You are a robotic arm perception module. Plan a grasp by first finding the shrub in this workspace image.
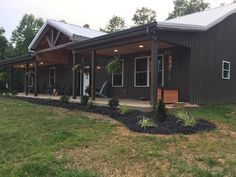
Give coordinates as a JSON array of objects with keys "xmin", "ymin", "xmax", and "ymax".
[
  {"xmin": 156, "ymin": 99, "xmax": 167, "ymax": 122},
  {"xmin": 85, "ymin": 86, "xmax": 91, "ymax": 96},
  {"xmin": 59, "ymin": 95, "xmax": 70, "ymax": 103},
  {"xmin": 88, "ymin": 101, "xmax": 94, "ymax": 108},
  {"xmin": 108, "ymin": 97, "xmax": 120, "ymax": 109},
  {"xmin": 138, "ymin": 117, "xmax": 157, "ymax": 130},
  {"xmin": 80, "ymin": 95, "xmax": 89, "ymax": 106},
  {"xmin": 11, "ymin": 90, "xmax": 18, "ymax": 96},
  {"xmin": 176, "ymin": 110, "xmax": 197, "ymax": 127},
  {"xmin": 120, "ymin": 105, "xmax": 129, "ymax": 116}
]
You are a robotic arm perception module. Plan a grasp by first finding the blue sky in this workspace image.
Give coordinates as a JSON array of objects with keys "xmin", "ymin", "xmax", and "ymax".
[{"xmin": 0, "ymin": 0, "xmax": 233, "ymax": 40}]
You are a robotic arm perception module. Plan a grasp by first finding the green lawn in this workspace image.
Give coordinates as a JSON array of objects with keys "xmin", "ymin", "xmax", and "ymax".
[{"xmin": 0, "ymin": 98, "xmax": 236, "ymax": 177}]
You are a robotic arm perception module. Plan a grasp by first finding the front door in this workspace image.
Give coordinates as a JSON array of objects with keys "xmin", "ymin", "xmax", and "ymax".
[{"xmin": 83, "ymin": 66, "xmax": 90, "ymax": 95}]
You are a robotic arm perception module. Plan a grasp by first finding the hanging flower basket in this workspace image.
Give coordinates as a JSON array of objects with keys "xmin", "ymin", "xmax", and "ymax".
[
  {"xmin": 75, "ymin": 64, "xmax": 90, "ymax": 74},
  {"xmin": 105, "ymin": 55, "xmax": 122, "ymax": 73},
  {"xmin": 25, "ymin": 70, "xmax": 35, "ymax": 77}
]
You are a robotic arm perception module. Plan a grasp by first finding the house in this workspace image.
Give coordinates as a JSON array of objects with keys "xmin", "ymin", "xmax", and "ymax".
[{"xmin": 1, "ymin": 3, "xmax": 236, "ymax": 107}]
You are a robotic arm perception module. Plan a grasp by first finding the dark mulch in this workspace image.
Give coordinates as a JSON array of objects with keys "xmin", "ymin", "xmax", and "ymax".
[{"xmin": 5, "ymin": 96, "xmax": 216, "ymax": 135}]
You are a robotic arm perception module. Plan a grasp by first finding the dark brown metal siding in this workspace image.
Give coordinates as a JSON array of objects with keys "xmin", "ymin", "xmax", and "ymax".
[{"xmin": 159, "ymin": 13, "xmax": 236, "ymax": 104}]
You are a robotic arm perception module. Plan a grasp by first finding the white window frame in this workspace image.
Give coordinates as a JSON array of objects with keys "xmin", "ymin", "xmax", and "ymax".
[
  {"xmin": 49, "ymin": 67, "xmax": 56, "ymax": 87},
  {"xmin": 222, "ymin": 60, "xmax": 230, "ymax": 80},
  {"xmin": 134, "ymin": 55, "xmax": 165, "ymax": 87},
  {"xmin": 134, "ymin": 56, "xmax": 150, "ymax": 87},
  {"xmin": 112, "ymin": 59, "xmax": 124, "ymax": 87}
]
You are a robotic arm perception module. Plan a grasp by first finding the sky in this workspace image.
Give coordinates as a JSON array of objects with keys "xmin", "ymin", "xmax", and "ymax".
[{"xmin": 0, "ymin": 0, "xmax": 234, "ymax": 40}]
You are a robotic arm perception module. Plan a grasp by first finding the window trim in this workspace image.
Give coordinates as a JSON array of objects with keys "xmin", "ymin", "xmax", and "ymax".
[
  {"xmin": 112, "ymin": 59, "xmax": 124, "ymax": 87},
  {"xmin": 222, "ymin": 60, "xmax": 231, "ymax": 80},
  {"xmin": 134, "ymin": 56, "xmax": 150, "ymax": 87},
  {"xmin": 49, "ymin": 67, "xmax": 56, "ymax": 87},
  {"xmin": 158, "ymin": 54, "xmax": 165, "ymax": 87}
]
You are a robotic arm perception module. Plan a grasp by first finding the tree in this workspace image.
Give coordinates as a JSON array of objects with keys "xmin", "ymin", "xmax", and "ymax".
[
  {"xmin": 100, "ymin": 15, "xmax": 125, "ymax": 33},
  {"xmin": 0, "ymin": 27, "xmax": 8, "ymax": 60},
  {"xmin": 83, "ymin": 24, "xmax": 90, "ymax": 28},
  {"xmin": 132, "ymin": 7, "xmax": 157, "ymax": 25},
  {"xmin": 167, "ymin": 0, "xmax": 210, "ymax": 20},
  {"xmin": 11, "ymin": 14, "xmax": 43, "ymax": 55}
]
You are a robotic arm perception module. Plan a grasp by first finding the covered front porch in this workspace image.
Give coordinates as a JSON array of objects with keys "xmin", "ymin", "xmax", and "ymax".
[{"xmin": 70, "ymin": 23, "xmax": 190, "ymax": 107}]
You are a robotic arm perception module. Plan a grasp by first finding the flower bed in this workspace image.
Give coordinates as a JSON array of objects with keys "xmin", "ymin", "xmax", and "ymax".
[{"xmin": 10, "ymin": 96, "xmax": 216, "ymax": 135}]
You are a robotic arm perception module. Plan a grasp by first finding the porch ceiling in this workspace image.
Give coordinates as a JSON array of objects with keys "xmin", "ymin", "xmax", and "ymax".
[{"xmin": 96, "ymin": 40, "xmax": 174, "ymax": 56}]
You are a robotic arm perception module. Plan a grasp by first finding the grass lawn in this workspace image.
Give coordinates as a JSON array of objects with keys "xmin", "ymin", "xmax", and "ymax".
[{"xmin": 0, "ymin": 98, "xmax": 235, "ymax": 177}]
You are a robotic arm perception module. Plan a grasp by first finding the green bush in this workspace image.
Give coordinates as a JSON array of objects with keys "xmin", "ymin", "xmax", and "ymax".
[
  {"xmin": 59, "ymin": 95, "xmax": 70, "ymax": 103},
  {"xmin": 176, "ymin": 110, "xmax": 197, "ymax": 127},
  {"xmin": 138, "ymin": 117, "xmax": 157, "ymax": 130},
  {"xmin": 120, "ymin": 105, "xmax": 129, "ymax": 116},
  {"xmin": 81, "ymin": 95, "xmax": 89, "ymax": 106},
  {"xmin": 11, "ymin": 90, "xmax": 18, "ymax": 96},
  {"xmin": 108, "ymin": 97, "xmax": 120, "ymax": 109},
  {"xmin": 156, "ymin": 99, "xmax": 167, "ymax": 122},
  {"xmin": 88, "ymin": 101, "xmax": 94, "ymax": 108}
]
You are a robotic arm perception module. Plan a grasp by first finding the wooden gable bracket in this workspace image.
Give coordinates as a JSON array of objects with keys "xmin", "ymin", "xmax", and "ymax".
[{"xmin": 46, "ymin": 28, "xmax": 61, "ymax": 48}]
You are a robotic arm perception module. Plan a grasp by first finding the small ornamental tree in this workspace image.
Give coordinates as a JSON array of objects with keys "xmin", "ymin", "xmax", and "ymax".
[{"xmin": 156, "ymin": 99, "xmax": 167, "ymax": 122}]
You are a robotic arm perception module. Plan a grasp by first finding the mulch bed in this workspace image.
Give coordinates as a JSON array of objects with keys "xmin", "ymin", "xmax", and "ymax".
[{"xmin": 6, "ymin": 96, "xmax": 216, "ymax": 135}]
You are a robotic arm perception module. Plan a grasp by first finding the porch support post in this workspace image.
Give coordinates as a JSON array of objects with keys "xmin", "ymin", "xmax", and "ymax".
[
  {"xmin": 72, "ymin": 51, "xmax": 77, "ymax": 99},
  {"xmin": 91, "ymin": 50, "xmax": 96, "ymax": 101},
  {"xmin": 34, "ymin": 61, "xmax": 38, "ymax": 97},
  {"xmin": 25, "ymin": 63, "xmax": 29, "ymax": 95},
  {"xmin": 150, "ymin": 39, "xmax": 159, "ymax": 107},
  {"xmin": 9, "ymin": 65, "xmax": 13, "ymax": 93}
]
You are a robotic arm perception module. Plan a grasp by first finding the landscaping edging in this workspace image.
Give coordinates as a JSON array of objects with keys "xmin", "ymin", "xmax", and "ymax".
[{"xmin": 4, "ymin": 96, "xmax": 216, "ymax": 135}]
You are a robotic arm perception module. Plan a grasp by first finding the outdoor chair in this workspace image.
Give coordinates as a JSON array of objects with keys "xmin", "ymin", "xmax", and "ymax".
[{"xmin": 96, "ymin": 81, "xmax": 109, "ymax": 98}]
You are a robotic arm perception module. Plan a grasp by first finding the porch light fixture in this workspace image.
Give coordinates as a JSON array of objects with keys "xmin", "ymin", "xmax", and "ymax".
[
  {"xmin": 30, "ymin": 64, "xmax": 33, "ymax": 67},
  {"xmin": 139, "ymin": 45, "xmax": 144, "ymax": 48},
  {"xmin": 20, "ymin": 65, "xmax": 24, "ymax": 68},
  {"xmin": 96, "ymin": 65, "xmax": 101, "ymax": 70},
  {"xmin": 114, "ymin": 49, "xmax": 118, "ymax": 53},
  {"xmin": 40, "ymin": 62, "xmax": 44, "ymax": 65}
]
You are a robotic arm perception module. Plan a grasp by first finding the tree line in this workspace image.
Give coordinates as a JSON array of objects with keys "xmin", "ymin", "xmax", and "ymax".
[{"xmin": 0, "ymin": 0, "xmax": 213, "ymax": 60}]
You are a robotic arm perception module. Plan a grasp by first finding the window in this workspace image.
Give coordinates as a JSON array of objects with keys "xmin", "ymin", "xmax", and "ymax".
[
  {"xmin": 28, "ymin": 76, "xmax": 33, "ymax": 87},
  {"xmin": 222, "ymin": 60, "xmax": 230, "ymax": 80},
  {"xmin": 158, "ymin": 55, "xmax": 164, "ymax": 86},
  {"xmin": 112, "ymin": 60, "xmax": 124, "ymax": 87},
  {"xmin": 49, "ymin": 67, "xmax": 56, "ymax": 87},
  {"xmin": 135, "ymin": 57, "xmax": 149, "ymax": 87}
]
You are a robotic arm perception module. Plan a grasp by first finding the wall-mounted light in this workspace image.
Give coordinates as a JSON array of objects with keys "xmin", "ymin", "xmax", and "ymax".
[
  {"xmin": 114, "ymin": 49, "xmax": 118, "ymax": 53},
  {"xmin": 40, "ymin": 62, "xmax": 44, "ymax": 65},
  {"xmin": 30, "ymin": 63, "xmax": 33, "ymax": 67},
  {"xmin": 20, "ymin": 65, "xmax": 24, "ymax": 68},
  {"xmin": 139, "ymin": 45, "xmax": 144, "ymax": 48}
]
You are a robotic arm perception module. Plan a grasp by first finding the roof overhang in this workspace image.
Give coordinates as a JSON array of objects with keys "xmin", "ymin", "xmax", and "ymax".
[
  {"xmin": 0, "ymin": 53, "xmax": 36, "ymax": 67},
  {"xmin": 68, "ymin": 22, "xmax": 158, "ymax": 52}
]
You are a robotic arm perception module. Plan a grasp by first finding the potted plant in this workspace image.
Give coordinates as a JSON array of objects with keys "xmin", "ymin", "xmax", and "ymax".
[{"xmin": 75, "ymin": 63, "xmax": 90, "ymax": 74}]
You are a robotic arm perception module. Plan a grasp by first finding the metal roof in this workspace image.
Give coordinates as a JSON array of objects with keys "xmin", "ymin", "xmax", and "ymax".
[
  {"xmin": 28, "ymin": 19, "xmax": 107, "ymax": 51},
  {"xmin": 158, "ymin": 3, "xmax": 236, "ymax": 31}
]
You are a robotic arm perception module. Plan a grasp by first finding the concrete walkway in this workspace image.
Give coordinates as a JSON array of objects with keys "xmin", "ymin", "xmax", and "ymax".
[{"xmin": 16, "ymin": 93, "xmax": 199, "ymax": 112}]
